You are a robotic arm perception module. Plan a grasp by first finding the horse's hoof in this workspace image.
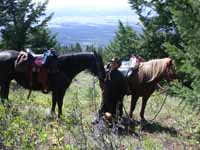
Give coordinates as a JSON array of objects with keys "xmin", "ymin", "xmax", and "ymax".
[
  {"xmin": 2, "ymin": 101, "xmax": 11, "ymax": 108},
  {"xmin": 49, "ymin": 111, "xmax": 56, "ymax": 119},
  {"xmin": 51, "ymin": 111, "xmax": 55, "ymax": 116},
  {"xmin": 58, "ymin": 113, "xmax": 63, "ymax": 118},
  {"xmin": 129, "ymin": 115, "xmax": 133, "ymax": 119},
  {"xmin": 140, "ymin": 118, "xmax": 148, "ymax": 126},
  {"xmin": 92, "ymin": 119, "xmax": 99, "ymax": 125},
  {"xmin": 5, "ymin": 103, "xmax": 11, "ymax": 109}
]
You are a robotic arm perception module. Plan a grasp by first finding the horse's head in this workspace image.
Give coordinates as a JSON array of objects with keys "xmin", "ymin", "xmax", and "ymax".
[
  {"xmin": 91, "ymin": 51, "xmax": 106, "ymax": 91},
  {"xmin": 164, "ymin": 58, "xmax": 176, "ymax": 82},
  {"xmin": 93, "ymin": 51, "xmax": 106, "ymax": 81}
]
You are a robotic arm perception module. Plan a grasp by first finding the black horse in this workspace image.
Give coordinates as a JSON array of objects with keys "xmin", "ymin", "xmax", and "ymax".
[{"xmin": 0, "ymin": 50, "xmax": 105, "ymax": 117}]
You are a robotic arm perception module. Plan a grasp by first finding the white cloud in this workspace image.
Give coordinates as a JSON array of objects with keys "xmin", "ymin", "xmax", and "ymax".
[
  {"xmin": 33, "ymin": 0, "xmax": 140, "ymax": 27},
  {"xmin": 49, "ymin": 15, "xmax": 139, "ymax": 26},
  {"xmin": 33, "ymin": 0, "xmax": 130, "ymax": 9}
]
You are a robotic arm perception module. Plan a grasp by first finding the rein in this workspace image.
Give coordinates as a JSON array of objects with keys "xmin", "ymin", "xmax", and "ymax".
[
  {"xmin": 147, "ymin": 64, "xmax": 173, "ymax": 121},
  {"xmin": 149, "ymin": 91, "xmax": 168, "ymax": 122},
  {"xmin": 122, "ymin": 84, "xmax": 169, "ymax": 122},
  {"xmin": 147, "ymin": 82, "xmax": 170, "ymax": 122}
]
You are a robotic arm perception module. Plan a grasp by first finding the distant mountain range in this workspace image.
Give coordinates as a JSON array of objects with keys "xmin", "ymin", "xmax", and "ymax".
[
  {"xmin": 48, "ymin": 7, "xmax": 142, "ymax": 46},
  {"xmin": 49, "ymin": 23, "xmax": 141, "ymax": 47}
]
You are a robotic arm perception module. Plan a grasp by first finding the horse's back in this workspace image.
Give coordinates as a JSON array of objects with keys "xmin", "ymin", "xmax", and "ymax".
[
  {"xmin": 128, "ymin": 58, "xmax": 173, "ymax": 96},
  {"xmin": 0, "ymin": 50, "xmax": 18, "ymax": 82},
  {"xmin": 0, "ymin": 50, "xmax": 19, "ymax": 62}
]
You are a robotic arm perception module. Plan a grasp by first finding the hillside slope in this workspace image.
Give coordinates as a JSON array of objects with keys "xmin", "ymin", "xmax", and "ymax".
[{"xmin": 0, "ymin": 73, "xmax": 199, "ymax": 149}]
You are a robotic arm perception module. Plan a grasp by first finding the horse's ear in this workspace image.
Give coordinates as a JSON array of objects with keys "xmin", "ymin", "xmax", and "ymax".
[
  {"xmin": 93, "ymin": 50, "xmax": 98, "ymax": 58},
  {"xmin": 168, "ymin": 58, "xmax": 173, "ymax": 66},
  {"xmin": 93, "ymin": 50, "xmax": 101, "ymax": 63},
  {"xmin": 169, "ymin": 58, "xmax": 176, "ymax": 71},
  {"xmin": 165, "ymin": 58, "xmax": 172, "ymax": 66}
]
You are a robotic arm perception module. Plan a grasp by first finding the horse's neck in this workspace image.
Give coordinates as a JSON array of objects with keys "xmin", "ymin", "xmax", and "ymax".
[
  {"xmin": 60, "ymin": 55, "xmax": 93, "ymax": 79},
  {"xmin": 70, "ymin": 64, "xmax": 87, "ymax": 78}
]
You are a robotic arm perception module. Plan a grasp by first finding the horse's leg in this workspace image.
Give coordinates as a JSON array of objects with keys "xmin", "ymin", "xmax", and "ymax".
[
  {"xmin": 117, "ymin": 95, "xmax": 125, "ymax": 118},
  {"xmin": 0, "ymin": 85, "xmax": 2, "ymax": 103},
  {"xmin": 51, "ymin": 72, "xmax": 71, "ymax": 118},
  {"xmin": 0, "ymin": 81, "xmax": 11, "ymax": 104},
  {"xmin": 52, "ymin": 89, "xmax": 66, "ymax": 118},
  {"xmin": 129, "ymin": 95, "xmax": 139, "ymax": 118},
  {"xmin": 51, "ymin": 94, "xmax": 56, "ymax": 114},
  {"xmin": 57, "ymin": 91, "xmax": 66, "ymax": 118},
  {"xmin": 118, "ymin": 99, "xmax": 123, "ymax": 118},
  {"xmin": 140, "ymin": 95, "xmax": 150, "ymax": 121}
]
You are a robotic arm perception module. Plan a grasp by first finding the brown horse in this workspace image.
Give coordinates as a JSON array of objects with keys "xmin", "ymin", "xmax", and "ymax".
[{"xmin": 127, "ymin": 58, "xmax": 175, "ymax": 121}]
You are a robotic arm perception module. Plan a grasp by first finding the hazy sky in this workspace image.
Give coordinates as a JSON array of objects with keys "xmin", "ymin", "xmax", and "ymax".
[
  {"xmin": 33, "ymin": 0, "xmax": 131, "ymax": 9},
  {"xmin": 33, "ymin": 0, "xmax": 139, "ymax": 27}
]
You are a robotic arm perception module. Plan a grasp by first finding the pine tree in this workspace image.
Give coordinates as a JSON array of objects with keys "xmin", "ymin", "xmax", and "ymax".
[
  {"xmin": 129, "ymin": 0, "xmax": 182, "ymax": 59},
  {"xmin": 164, "ymin": 0, "xmax": 200, "ymax": 109},
  {"xmin": 60, "ymin": 43, "xmax": 83, "ymax": 53},
  {"xmin": 0, "ymin": 0, "xmax": 58, "ymax": 51},
  {"xmin": 129, "ymin": 0, "xmax": 200, "ymax": 109},
  {"xmin": 104, "ymin": 21, "xmax": 140, "ymax": 61}
]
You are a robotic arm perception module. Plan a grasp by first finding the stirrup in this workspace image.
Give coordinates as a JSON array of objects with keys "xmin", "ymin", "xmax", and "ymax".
[
  {"xmin": 42, "ymin": 88, "xmax": 49, "ymax": 94},
  {"xmin": 127, "ymin": 70, "xmax": 133, "ymax": 77}
]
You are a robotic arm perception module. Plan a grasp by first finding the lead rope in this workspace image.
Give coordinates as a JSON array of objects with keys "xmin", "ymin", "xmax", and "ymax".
[
  {"xmin": 148, "ymin": 83, "xmax": 170, "ymax": 122},
  {"xmin": 122, "ymin": 86, "xmax": 169, "ymax": 122},
  {"xmin": 149, "ymin": 91, "xmax": 168, "ymax": 122}
]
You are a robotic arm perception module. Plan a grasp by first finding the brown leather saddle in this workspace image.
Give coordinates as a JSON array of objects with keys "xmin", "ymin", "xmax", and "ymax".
[{"xmin": 15, "ymin": 50, "xmax": 58, "ymax": 95}]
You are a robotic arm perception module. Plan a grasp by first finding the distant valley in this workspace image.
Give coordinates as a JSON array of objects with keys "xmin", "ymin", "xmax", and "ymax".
[
  {"xmin": 48, "ymin": 7, "xmax": 141, "ymax": 47},
  {"xmin": 49, "ymin": 23, "xmax": 117, "ymax": 47},
  {"xmin": 49, "ymin": 22, "xmax": 141, "ymax": 47}
]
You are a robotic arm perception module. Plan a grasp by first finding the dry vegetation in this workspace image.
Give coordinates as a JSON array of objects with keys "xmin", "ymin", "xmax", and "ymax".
[{"xmin": 0, "ymin": 72, "xmax": 200, "ymax": 150}]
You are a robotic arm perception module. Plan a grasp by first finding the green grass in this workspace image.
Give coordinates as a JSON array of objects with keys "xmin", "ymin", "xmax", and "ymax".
[{"xmin": 0, "ymin": 72, "xmax": 200, "ymax": 149}]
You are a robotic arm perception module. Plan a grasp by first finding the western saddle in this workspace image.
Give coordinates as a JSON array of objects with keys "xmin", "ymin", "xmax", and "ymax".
[{"xmin": 15, "ymin": 49, "xmax": 58, "ymax": 96}]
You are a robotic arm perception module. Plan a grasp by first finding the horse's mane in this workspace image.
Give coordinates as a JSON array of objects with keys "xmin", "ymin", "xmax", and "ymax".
[
  {"xmin": 57, "ymin": 52, "xmax": 101, "ymax": 78},
  {"xmin": 58, "ymin": 52, "xmax": 94, "ymax": 60},
  {"xmin": 59, "ymin": 52, "xmax": 94, "ymax": 57},
  {"xmin": 139, "ymin": 58, "xmax": 171, "ymax": 82},
  {"xmin": 58, "ymin": 52, "xmax": 95, "ymax": 66}
]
